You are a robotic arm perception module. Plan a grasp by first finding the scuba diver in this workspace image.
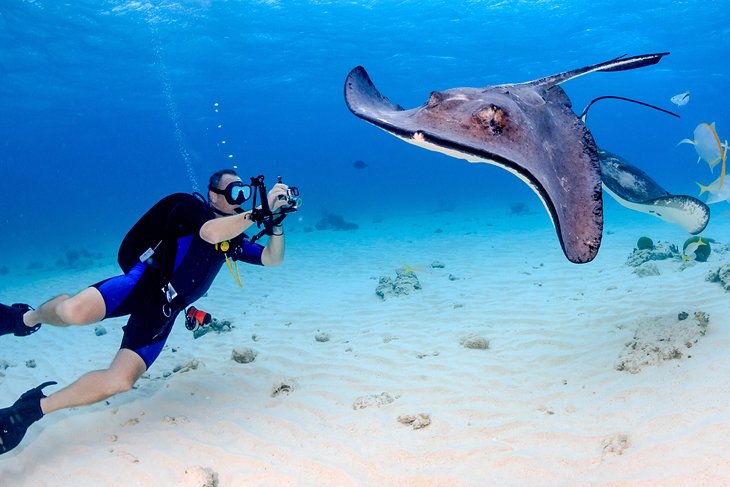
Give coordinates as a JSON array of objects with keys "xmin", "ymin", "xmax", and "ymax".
[{"xmin": 0, "ymin": 168, "xmax": 296, "ymax": 455}]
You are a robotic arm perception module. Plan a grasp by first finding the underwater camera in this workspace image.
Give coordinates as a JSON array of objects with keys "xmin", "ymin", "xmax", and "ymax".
[
  {"xmin": 278, "ymin": 177, "xmax": 300, "ymax": 208},
  {"xmin": 247, "ymin": 175, "xmax": 300, "ymax": 243},
  {"xmin": 250, "ymin": 175, "xmax": 299, "ymax": 211}
]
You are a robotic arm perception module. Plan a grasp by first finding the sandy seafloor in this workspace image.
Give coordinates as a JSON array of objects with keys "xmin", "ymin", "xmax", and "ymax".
[{"xmin": 1, "ymin": 203, "xmax": 730, "ymax": 486}]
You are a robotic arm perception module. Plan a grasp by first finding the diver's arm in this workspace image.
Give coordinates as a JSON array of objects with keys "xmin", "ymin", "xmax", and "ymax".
[
  {"xmin": 199, "ymin": 211, "xmax": 255, "ymax": 244},
  {"xmin": 261, "ymin": 225, "xmax": 285, "ymax": 266},
  {"xmin": 259, "ymin": 183, "xmax": 290, "ymax": 266}
]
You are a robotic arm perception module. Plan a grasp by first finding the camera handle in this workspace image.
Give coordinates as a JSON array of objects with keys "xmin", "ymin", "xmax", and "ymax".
[{"xmin": 248, "ymin": 175, "xmax": 298, "ymax": 244}]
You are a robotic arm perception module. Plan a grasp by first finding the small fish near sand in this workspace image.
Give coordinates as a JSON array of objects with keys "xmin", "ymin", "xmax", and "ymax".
[
  {"xmin": 683, "ymin": 236, "xmax": 708, "ymax": 262},
  {"xmin": 670, "ymin": 90, "xmax": 690, "ymax": 106},
  {"xmin": 679, "ymin": 122, "xmax": 728, "ymax": 188}
]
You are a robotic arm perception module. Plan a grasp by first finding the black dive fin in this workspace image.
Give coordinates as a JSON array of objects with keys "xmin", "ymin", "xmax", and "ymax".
[
  {"xmin": 0, "ymin": 381, "xmax": 57, "ymax": 455},
  {"xmin": 0, "ymin": 303, "xmax": 41, "ymax": 337}
]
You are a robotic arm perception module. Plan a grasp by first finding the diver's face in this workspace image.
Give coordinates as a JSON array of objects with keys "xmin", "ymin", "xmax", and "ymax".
[{"xmin": 210, "ymin": 174, "xmax": 244, "ymax": 215}]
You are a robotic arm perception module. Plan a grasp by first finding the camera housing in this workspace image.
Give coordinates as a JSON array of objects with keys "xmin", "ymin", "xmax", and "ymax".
[{"xmin": 247, "ymin": 175, "xmax": 299, "ymax": 243}]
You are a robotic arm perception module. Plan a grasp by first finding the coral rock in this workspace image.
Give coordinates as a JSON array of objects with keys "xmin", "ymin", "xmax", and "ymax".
[
  {"xmin": 398, "ymin": 413, "xmax": 432, "ymax": 430},
  {"xmin": 706, "ymin": 264, "xmax": 730, "ymax": 290},
  {"xmin": 632, "ymin": 261, "xmax": 660, "ymax": 277},
  {"xmin": 615, "ymin": 312, "xmax": 709, "ymax": 373},
  {"xmin": 231, "ymin": 347, "xmax": 257, "ymax": 364},
  {"xmin": 182, "ymin": 466, "xmax": 218, "ymax": 487},
  {"xmin": 376, "ymin": 269, "xmax": 422, "ymax": 299},
  {"xmin": 352, "ymin": 392, "xmax": 399, "ymax": 410},
  {"xmin": 460, "ymin": 334, "xmax": 490, "ymax": 350}
]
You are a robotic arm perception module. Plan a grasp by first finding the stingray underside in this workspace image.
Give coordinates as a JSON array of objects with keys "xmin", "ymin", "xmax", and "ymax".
[
  {"xmin": 599, "ymin": 149, "xmax": 710, "ymax": 234},
  {"xmin": 345, "ymin": 66, "xmax": 602, "ymax": 263}
]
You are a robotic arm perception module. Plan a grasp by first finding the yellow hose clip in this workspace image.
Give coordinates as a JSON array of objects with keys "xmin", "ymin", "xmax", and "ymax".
[
  {"xmin": 215, "ymin": 240, "xmax": 242, "ymax": 288},
  {"xmin": 225, "ymin": 256, "xmax": 243, "ymax": 288}
]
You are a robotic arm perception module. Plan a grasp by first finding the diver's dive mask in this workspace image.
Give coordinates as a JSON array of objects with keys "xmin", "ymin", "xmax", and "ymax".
[{"xmin": 208, "ymin": 180, "xmax": 252, "ymax": 205}]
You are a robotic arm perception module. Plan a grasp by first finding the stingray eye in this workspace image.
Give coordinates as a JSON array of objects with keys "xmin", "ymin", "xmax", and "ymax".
[
  {"xmin": 426, "ymin": 91, "xmax": 444, "ymax": 108},
  {"xmin": 473, "ymin": 104, "xmax": 508, "ymax": 135}
]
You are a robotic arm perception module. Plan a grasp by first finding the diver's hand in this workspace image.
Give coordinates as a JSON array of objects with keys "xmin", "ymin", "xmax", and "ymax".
[{"xmin": 268, "ymin": 183, "xmax": 290, "ymax": 212}]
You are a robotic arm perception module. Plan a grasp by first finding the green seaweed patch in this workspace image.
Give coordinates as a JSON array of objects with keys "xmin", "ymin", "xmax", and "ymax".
[{"xmin": 636, "ymin": 236, "xmax": 654, "ymax": 250}]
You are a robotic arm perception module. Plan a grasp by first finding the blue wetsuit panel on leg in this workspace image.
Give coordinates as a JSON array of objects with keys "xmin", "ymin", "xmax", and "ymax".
[
  {"xmin": 132, "ymin": 339, "xmax": 168, "ymax": 370},
  {"xmin": 95, "ymin": 262, "xmax": 146, "ymax": 317}
]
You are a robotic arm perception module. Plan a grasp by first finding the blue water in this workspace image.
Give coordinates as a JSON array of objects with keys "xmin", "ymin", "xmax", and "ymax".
[{"xmin": 1, "ymin": 0, "xmax": 729, "ymax": 265}]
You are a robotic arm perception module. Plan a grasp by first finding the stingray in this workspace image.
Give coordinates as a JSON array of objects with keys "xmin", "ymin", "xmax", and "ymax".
[
  {"xmin": 577, "ymin": 95, "xmax": 711, "ymax": 235},
  {"xmin": 598, "ymin": 149, "xmax": 710, "ymax": 234},
  {"xmin": 344, "ymin": 52, "xmax": 669, "ymax": 263}
]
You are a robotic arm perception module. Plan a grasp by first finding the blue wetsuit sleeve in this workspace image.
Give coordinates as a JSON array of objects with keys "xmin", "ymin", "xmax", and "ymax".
[{"xmin": 232, "ymin": 239, "xmax": 264, "ymax": 266}]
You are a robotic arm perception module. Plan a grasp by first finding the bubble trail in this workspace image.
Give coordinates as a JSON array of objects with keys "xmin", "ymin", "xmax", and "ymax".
[{"xmin": 147, "ymin": 16, "xmax": 199, "ymax": 192}]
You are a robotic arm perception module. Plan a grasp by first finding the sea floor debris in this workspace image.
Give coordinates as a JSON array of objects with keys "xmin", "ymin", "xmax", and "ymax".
[{"xmin": 615, "ymin": 312, "xmax": 709, "ymax": 373}]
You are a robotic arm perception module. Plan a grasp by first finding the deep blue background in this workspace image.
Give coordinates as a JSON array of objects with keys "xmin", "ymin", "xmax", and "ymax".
[{"xmin": 1, "ymin": 0, "xmax": 728, "ymax": 261}]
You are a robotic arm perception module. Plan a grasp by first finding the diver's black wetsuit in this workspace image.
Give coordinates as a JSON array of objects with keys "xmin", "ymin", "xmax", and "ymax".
[{"xmin": 91, "ymin": 193, "xmax": 263, "ymax": 368}]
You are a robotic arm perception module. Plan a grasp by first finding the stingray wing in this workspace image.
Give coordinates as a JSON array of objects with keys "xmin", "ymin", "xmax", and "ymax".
[
  {"xmin": 345, "ymin": 66, "xmax": 602, "ymax": 263},
  {"xmin": 599, "ymin": 149, "xmax": 710, "ymax": 234}
]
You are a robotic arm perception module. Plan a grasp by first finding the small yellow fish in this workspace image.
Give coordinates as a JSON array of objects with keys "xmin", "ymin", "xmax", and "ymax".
[
  {"xmin": 683, "ymin": 237, "xmax": 707, "ymax": 262},
  {"xmin": 679, "ymin": 122, "xmax": 728, "ymax": 188},
  {"xmin": 398, "ymin": 263, "xmax": 430, "ymax": 275}
]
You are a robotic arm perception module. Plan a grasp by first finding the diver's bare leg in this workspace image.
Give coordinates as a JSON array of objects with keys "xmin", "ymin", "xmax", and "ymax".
[
  {"xmin": 24, "ymin": 287, "xmax": 106, "ymax": 328},
  {"xmin": 40, "ymin": 349, "xmax": 146, "ymax": 414}
]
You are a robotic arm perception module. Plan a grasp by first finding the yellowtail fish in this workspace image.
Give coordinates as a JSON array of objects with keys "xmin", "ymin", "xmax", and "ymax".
[
  {"xmin": 683, "ymin": 237, "xmax": 707, "ymax": 262},
  {"xmin": 670, "ymin": 91, "xmax": 690, "ymax": 106},
  {"xmin": 697, "ymin": 175, "xmax": 730, "ymax": 204},
  {"xmin": 679, "ymin": 122, "xmax": 728, "ymax": 188}
]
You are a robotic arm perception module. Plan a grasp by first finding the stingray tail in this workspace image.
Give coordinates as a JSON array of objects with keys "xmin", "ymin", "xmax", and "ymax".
[
  {"xmin": 594, "ymin": 53, "xmax": 667, "ymax": 72},
  {"xmin": 530, "ymin": 52, "xmax": 670, "ymax": 87},
  {"xmin": 579, "ymin": 95, "xmax": 680, "ymax": 123}
]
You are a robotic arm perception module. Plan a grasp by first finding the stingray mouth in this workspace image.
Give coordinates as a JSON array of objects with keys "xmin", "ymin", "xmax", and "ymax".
[
  {"xmin": 408, "ymin": 129, "xmax": 515, "ymax": 169},
  {"xmin": 407, "ymin": 129, "xmax": 560, "ymax": 223}
]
